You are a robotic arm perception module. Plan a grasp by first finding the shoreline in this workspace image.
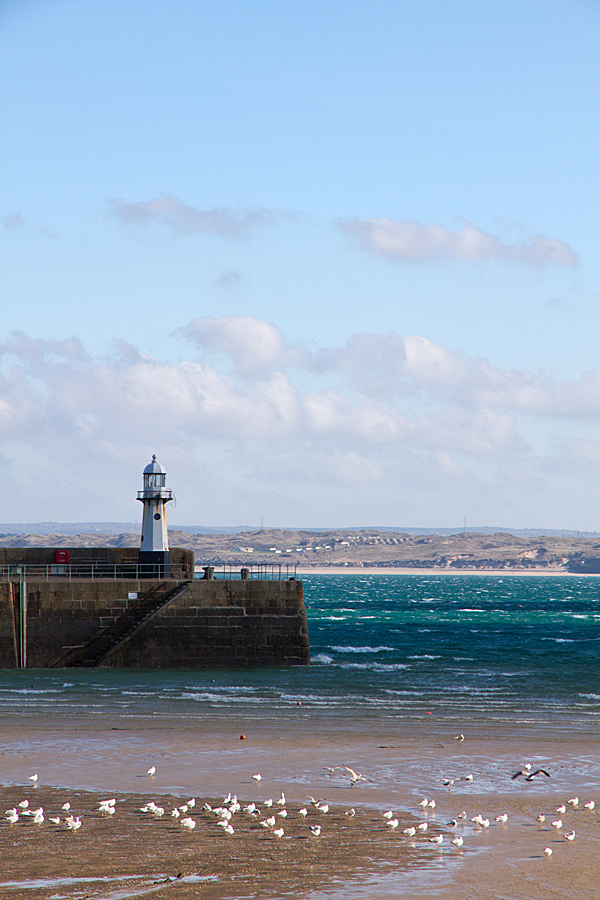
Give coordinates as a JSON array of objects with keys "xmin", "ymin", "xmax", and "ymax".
[
  {"xmin": 1, "ymin": 721, "xmax": 599, "ymax": 900},
  {"xmin": 295, "ymin": 566, "xmax": 594, "ymax": 576}
]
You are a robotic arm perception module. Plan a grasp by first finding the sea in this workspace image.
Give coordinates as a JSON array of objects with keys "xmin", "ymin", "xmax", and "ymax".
[{"xmin": 1, "ymin": 572, "xmax": 599, "ymax": 735}]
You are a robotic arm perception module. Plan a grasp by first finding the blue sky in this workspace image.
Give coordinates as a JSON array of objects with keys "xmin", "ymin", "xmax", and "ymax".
[{"xmin": 1, "ymin": 0, "xmax": 600, "ymax": 529}]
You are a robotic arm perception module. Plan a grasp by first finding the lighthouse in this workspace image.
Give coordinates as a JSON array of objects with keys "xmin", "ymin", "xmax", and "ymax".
[{"xmin": 137, "ymin": 454, "xmax": 173, "ymax": 577}]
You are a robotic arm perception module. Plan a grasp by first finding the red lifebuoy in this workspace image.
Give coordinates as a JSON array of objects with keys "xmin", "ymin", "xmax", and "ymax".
[{"xmin": 55, "ymin": 550, "xmax": 70, "ymax": 564}]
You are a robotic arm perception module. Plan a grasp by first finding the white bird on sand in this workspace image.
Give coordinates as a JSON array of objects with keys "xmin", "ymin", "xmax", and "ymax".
[
  {"xmin": 62, "ymin": 803, "xmax": 71, "ymax": 811},
  {"xmin": 66, "ymin": 816, "xmax": 82, "ymax": 832},
  {"xmin": 5, "ymin": 808, "xmax": 17, "ymax": 817},
  {"xmin": 383, "ymin": 810, "xmax": 394, "ymax": 819},
  {"xmin": 464, "ymin": 774, "xmax": 474, "ymax": 782},
  {"xmin": 276, "ymin": 793, "xmax": 286, "ymax": 806},
  {"xmin": 417, "ymin": 823, "xmax": 428, "ymax": 832},
  {"xmin": 495, "ymin": 814, "xmax": 508, "ymax": 824},
  {"xmin": 203, "ymin": 803, "xmax": 212, "ymax": 811},
  {"xmin": 458, "ymin": 811, "xmax": 467, "ymax": 820},
  {"xmin": 217, "ymin": 819, "xmax": 230, "ymax": 828},
  {"xmin": 244, "ymin": 803, "xmax": 257, "ymax": 814},
  {"xmin": 171, "ymin": 809, "xmax": 180, "ymax": 818},
  {"xmin": 403, "ymin": 827, "xmax": 416, "ymax": 837},
  {"xmin": 584, "ymin": 801, "xmax": 595, "ymax": 810},
  {"xmin": 6, "ymin": 811, "xmax": 18, "ymax": 824},
  {"xmin": 556, "ymin": 805, "xmax": 566, "ymax": 814},
  {"xmin": 568, "ymin": 797, "xmax": 579, "ymax": 807},
  {"xmin": 564, "ymin": 831, "xmax": 575, "ymax": 841},
  {"xmin": 544, "ymin": 847, "xmax": 553, "ymax": 857},
  {"xmin": 427, "ymin": 800, "xmax": 436, "ymax": 809},
  {"xmin": 277, "ymin": 809, "xmax": 288, "ymax": 818},
  {"xmin": 33, "ymin": 812, "xmax": 44, "ymax": 825},
  {"xmin": 263, "ymin": 799, "xmax": 273, "ymax": 808},
  {"xmin": 18, "ymin": 800, "xmax": 29, "ymax": 809},
  {"xmin": 180, "ymin": 817, "xmax": 196, "ymax": 830},
  {"xmin": 224, "ymin": 824, "xmax": 234, "ymax": 834},
  {"xmin": 153, "ymin": 807, "xmax": 165, "ymax": 817},
  {"xmin": 552, "ymin": 819, "xmax": 563, "ymax": 830},
  {"xmin": 187, "ymin": 799, "xmax": 196, "ymax": 808},
  {"xmin": 455, "ymin": 734, "xmax": 465, "ymax": 741},
  {"xmin": 147, "ymin": 766, "xmax": 156, "ymax": 777},
  {"xmin": 430, "ymin": 835, "xmax": 443, "ymax": 845},
  {"xmin": 49, "ymin": 816, "xmax": 60, "ymax": 825},
  {"xmin": 260, "ymin": 819, "xmax": 271, "ymax": 828},
  {"xmin": 536, "ymin": 814, "xmax": 546, "ymax": 824},
  {"xmin": 386, "ymin": 818, "xmax": 399, "ymax": 829},
  {"xmin": 29, "ymin": 774, "xmax": 38, "ymax": 783},
  {"xmin": 273, "ymin": 828, "xmax": 284, "ymax": 838},
  {"xmin": 252, "ymin": 774, "xmax": 262, "ymax": 782},
  {"xmin": 451, "ymin": 836, "xmax": 464, "ymax": 847},
  {"xmin": 310, "ymin": 825, "xmax": 321, "ymax": 836},
  {"xmin": 316, "ymin": 803, "xmax": 329, "ymax": 813},
  {"xmin": 299, "ymin": 808, "xmax": 308, "ymax": 817},
  {"xmin": 265, "ymin": 816, "xmax": 276, "ymax": 827},
  {"xmin": 345, "ymin": 808, "xmax": 356, "ymax": 817},
  {"xmin": 418, "ymin": 798, "xmax": 428, "ymax": 808},
  {"xmin": 179, "ymin": 805, "xmax": 189, "ymax": 813}
]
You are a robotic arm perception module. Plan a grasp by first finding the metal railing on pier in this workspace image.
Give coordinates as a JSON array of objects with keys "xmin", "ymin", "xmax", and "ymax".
[
  {"xmin": 195, "ymin": 564, "xmax": 298, "ymax": 581},
  {"xmin": 0, "ymin": 563, "xmax": 191, "ymax": 582}
]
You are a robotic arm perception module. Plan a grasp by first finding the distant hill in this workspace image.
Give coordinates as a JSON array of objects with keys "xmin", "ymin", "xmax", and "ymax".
[{"xmin": 2, "ymin": 527, "xmax": 600, "ymax": 572}]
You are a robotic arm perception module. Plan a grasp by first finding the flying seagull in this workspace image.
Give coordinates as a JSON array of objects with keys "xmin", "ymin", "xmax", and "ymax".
[
  {"xmin": 343, "ymin": 766, "xmax": 373, "ymax": 785},
  {"xmin": 512, "ymin": 767, "xmax": 550, "ymax": 781}
]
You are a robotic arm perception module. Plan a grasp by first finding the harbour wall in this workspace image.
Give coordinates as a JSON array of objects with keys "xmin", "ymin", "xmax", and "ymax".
[{"xmin": 0, "ymin": 548, "xmax": 309, "ymax": 668}]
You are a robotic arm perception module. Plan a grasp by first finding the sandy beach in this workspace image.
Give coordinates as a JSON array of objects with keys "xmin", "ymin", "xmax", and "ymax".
[{"xmin": 1, "ymin": 716, "xmax": 599, "ymax": 900}]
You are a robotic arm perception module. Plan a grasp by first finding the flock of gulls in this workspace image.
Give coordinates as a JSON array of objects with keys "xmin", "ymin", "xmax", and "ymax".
[{"xmin": 3, "ymin": 756, "xmax": 597, "ymax": 869}]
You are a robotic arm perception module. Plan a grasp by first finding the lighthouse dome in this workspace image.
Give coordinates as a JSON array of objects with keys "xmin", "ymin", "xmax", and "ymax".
[{"xmin": 143, "ymin": 454, "xmax": 166, "ymax": 475}]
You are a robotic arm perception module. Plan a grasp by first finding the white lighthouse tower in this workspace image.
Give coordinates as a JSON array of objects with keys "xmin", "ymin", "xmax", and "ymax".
[{"xmin": 137, "ymin": 454, "xmax": 173, "ymax": 576}]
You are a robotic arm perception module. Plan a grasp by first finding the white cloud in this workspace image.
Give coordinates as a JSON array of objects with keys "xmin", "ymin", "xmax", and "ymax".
[
  {"xmin": 108, "ymin": 194, "xmax": 271, "ymax": 238},
  {"xmin": 2, "ymin": 317, "xmax": 600, "ymax": 523},
  {"xmin": 339, "ymin": 216, "xmax": 578, "ymax": 267}
]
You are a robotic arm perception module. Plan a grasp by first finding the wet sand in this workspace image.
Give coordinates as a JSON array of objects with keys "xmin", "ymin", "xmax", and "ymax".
[{"xmin": 1, "ymin": 718, "xmax": 599, "ymax": 899}]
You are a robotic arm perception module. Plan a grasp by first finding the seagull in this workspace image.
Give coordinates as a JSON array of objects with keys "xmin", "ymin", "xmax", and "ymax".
[
  {"xmin": 49, "ymin": 816, "xmax": 60, "ymax": 825},
  {"xmin": 244, "ymin": 803, "xmax": 257, "ymax": 814},
  {"xmin": 556, "ymin": 804, "xmax": 566, "ymax": 814},
  {"xmin": 316, "ymin": 803, "xmax": 329, "ymax": 813},
  {"xmin": 203, "ymin": 803, "xmax": 212, "ymax": 811},
  {"xmin": 276, "ymin": 793, "xmax": 286, "ymax": 806},
  {"xmin": 66, "ymin": 816, "xmax": 82, "ymax": 832},
  {"xmin": 344, "ymin": 808, "xmax": 355, "ymax": 817},
  {"xmin": 417, "ymin": 822, "xmax": 428, "ymax": 832},
  {"xmin": 418, "ymin": 798, "xmax": 429, "ymax": 808},
  {"xmin": 458, "ymin": 811, "xmax": 467, "ymax": 820},
  {"xmin": 171, "ymin": 809, "xmax": 180, "ymax": 818},
  {"xmin": 252, "ymin": 774, "xmax": 262, "ymax": 782},
  {"xmin": 447, "ymin": 819, "xmax": 458, "ymax": 828},
  {"xmin": 564, "ymin": 831, "xmax": 575, "ymax": 841},
  {"xmin": 265, "ymin": 816, "xmax": 276, "ymax": 827},
  {"xmin": 33, "ymin": 812, "xmax": 44, "ymax": 825},
  {"xmin": 6, "ymin": 811, "xmax": 18, "ymax": 824},
  {"xmin": 584, "ymin": 801, "xmax": 595, "ymax": 810},
  {"xmin": 495, "ymin": 814, "xmax": 508, "ymax": 824},
  {"xmin": 383, "ymin": 810, "xmax": 394, "ymax": 819},
  {"xmin": 147, "ymin": 766, "xmax": 156, "ymax": 777},
  {"xmin": 343, "ymin": 766, "xmax": 373, "ymax": 785},
  {"xmin": 430, "ymin": 835, "xmax": 443, "ymax": 845},
  {"xmin": 18, "ymin": 800, "xmax": 29, "ymax": 809},
  {"xmin": 544, "ymin": 847, "xmax": 553, "ymax": 856},
  {"xmin": 273, "ymin": 828, "xmax": 284, "ymax": 838},
  {"xmin": 180, "ymin": 817, "xmax": 196, "ymax": 830},
  {"xmin": 62, "ymin": 803, "xmax": 71, "ymax": 811},
  {"xmin": 512, "ymin": 768, "xmax": 550, "ymax": 781},
  {"xmin": 443, "ymin": 779, "xmax": 455, "ymax": 787},
  {"xmin": 403, "ymin": 826, "xmax": 416, "ymax": 837},
  {"xmin": 464, "ymin": 774, "xmax": 474, "ymax": 782},
  {"xmin": 224, "ymin": 824, "xmax": 234, "ymax": 834},
  {"xmin": 427, "ymin": 800, "xmax": 436, "ymax": 809},
  {"xmin": 263, "ymin": 799, "xmax": 273, "ymax": 808},
  {"xmin": 187, "ymin": 799, "xmax": 196, "ymax": 808},
  {"xmin": 455, "ymin": 734, "xmax": 465, "ymax": 742},
  {"xmin": 310, "ymin": 825, "xmax": 321, "ymax": 836},
  {"xmin": 299, "ymin": 808, "xmax": 308, "ymax": 817},
  {"xmin": 536, "ymin": 814, "xmax": 546, "ymax": 823},
  {"xmin": 451, "ymin": 836, "xmax": 464, "ymax": 847},
  {"xmin": 386, "ymin": 818, "xmax": 399, "ymax": 829},
  {"xmin": 4, "ymin": 808, "xmax": 17, "ymax": 817},
  {"xmin": 552, "ymin": 819, "xmax": 563, "ymax": 830},
  {"xmin": 260, "ymin": 819, "xmax": 271, "ymax": 828},
  {"xmin": 277, "ymin": 809, "xmax": 288, "ymax": 818},
  {"xmin": 179, "ymin": 805, "xmax": 189, "ymax": 813},
  {"xmin": 29, "ymin": 774, "xmax": 38, "ymax": 784},
  {"xmin": 568, "ymin": 797, "xmax": 579, "ymax": 807},
  {"xmin": 153, "ymin": 807, "xmax": 165, "ymax": 818}
]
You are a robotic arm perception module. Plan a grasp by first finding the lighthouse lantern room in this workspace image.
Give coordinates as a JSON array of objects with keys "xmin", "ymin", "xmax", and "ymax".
[{"xmin": 137, "ymin": 454, "xmax": 173, "ymax": 576}]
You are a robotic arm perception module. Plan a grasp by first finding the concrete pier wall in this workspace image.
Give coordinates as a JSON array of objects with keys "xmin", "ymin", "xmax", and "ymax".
[{"xmin": 0, "ymin": 548, "xmax": 309, "ymax": 668}]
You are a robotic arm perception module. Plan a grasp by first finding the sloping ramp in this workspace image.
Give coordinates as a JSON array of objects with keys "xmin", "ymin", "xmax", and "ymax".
[{"xmin": 51, "ymin": 581, "xmax": 192, "ymax": 668}]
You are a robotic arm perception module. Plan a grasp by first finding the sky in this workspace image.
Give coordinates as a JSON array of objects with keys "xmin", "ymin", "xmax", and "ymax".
[{"xmin": 1, "ymin": 0, "xmax": 600, "ymax": 529}]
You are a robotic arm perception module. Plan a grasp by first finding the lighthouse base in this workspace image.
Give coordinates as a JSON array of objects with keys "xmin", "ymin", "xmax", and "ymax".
[{"xmin": 139, "ymin": 550, "xmax": 171, "ymax": 578}]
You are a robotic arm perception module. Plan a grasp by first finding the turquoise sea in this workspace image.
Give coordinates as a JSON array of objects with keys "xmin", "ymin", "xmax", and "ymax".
[{"xmin": 0, "ymin": 573, "xmax": 599, "ymax": 735}]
